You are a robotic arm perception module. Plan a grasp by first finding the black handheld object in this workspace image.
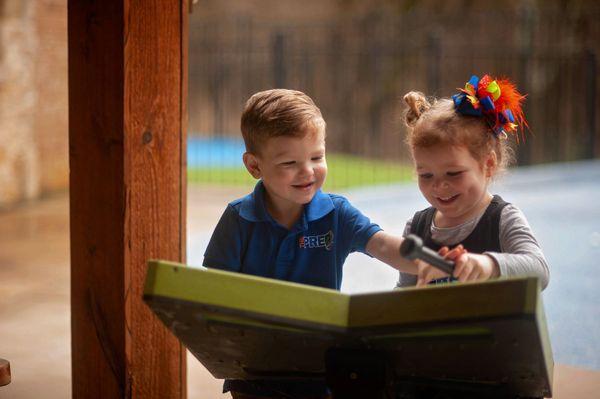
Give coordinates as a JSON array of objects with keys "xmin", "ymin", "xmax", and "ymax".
[{"xmin": 399, "ymin": 234, "xmax": 455, "ymax": 275}]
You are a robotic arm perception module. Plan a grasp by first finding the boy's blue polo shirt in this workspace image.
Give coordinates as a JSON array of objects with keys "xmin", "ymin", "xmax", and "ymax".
[
  {"xmin": 203, "ymin": 181, "xmax": 382, "ymax": 290},
  {"xmin": 203, "ymin": 181, "xmax": 382, "ymax": 397}
]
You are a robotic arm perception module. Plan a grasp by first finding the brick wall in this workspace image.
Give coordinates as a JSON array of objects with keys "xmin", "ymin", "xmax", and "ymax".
[
  {"xmin": 0, "ymin": 0, "xmax": 67, "ymax": 209},
  {"xmin": 34, "ymin": 0, "xmax": 68, "ymax": 195}
]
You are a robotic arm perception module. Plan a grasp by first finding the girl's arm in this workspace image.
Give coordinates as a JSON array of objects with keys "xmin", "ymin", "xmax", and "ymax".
[
  {"xmin": 485, "ymin": 204, "xmax": 550, "ymax": 289},
  {"xmin": 418, "ymin": 206, "xmax": 549, "ymax": 288}
]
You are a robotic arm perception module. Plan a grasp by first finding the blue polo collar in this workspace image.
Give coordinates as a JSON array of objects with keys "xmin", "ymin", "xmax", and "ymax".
[{"xmin": 238, "ymin": 181, "xmax": 334, "ymax": 224}]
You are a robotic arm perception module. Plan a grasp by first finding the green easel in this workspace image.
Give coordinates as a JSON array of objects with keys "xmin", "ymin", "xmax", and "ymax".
[{"xmin": 144, "ymin": 261, "xmax": 553, "ymax": 399}]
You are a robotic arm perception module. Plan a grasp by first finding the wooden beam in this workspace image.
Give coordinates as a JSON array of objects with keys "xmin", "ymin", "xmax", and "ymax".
[{"xmin": 68, "ymin": 1, "xmax": 187, "ymax": 398}]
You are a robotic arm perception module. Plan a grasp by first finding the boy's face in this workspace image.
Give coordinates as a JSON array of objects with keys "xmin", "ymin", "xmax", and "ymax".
[
  {"xmin": 412, "ymin": 143, "xmax": 495, "ymax": 226},
  {"xmin": 244, "ymin": 127, "xmax": 327, "ymax": 214}
]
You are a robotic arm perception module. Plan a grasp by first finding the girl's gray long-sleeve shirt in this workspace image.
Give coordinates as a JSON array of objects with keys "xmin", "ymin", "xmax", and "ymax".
[{"xmin": 397, "ymin": 203, "xmax": 550, "ymax": 289}]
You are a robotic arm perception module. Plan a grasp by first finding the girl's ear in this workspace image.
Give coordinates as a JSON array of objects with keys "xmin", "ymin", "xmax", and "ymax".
[
  {"xmin": 243, "ymin": 152, "xmax": 261, "ymax": 179},
  {"xmin": 484, "ymin": 150, "xmax": 498, "ymax": 178}
]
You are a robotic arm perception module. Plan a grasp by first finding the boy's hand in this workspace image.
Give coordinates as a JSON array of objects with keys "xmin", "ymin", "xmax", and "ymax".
[
  {"xmin": 452, "ymin": 252, "xmax": 500, "ymax": 283},
  {"xmin": 416, "ymin": 245, "xmax": 465, "ymax": 286}
]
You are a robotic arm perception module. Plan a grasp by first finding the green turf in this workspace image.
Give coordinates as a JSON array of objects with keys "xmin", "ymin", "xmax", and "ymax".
[{"xmin": 188, "ymin": 153, "xmax": 414, "ymax": 190}]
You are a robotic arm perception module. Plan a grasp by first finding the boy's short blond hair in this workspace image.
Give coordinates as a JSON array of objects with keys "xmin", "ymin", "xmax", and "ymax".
[{"xmin": 241, "ymin": 89, "xmax": 326, "ymax": 154}]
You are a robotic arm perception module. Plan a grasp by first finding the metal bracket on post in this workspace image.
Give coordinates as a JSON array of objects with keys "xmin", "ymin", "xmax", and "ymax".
[{"xmin": 0, "ymin": 358, "xmax": 11, "ymax": 387}]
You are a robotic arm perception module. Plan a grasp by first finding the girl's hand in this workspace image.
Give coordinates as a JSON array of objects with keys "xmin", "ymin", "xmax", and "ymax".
[
  {"xmin": 416, "ymin": 245, "xmax": 466, "ymax": 286},
  {"xmin": 452, "ymin": 253, "xmax": 500, "ymax": 282}
]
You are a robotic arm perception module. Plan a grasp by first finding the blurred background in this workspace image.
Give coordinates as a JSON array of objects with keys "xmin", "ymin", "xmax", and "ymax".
[
  {"xmin": 187, "ymin": 0, "xmax": 600, "ymax": 189},
  {"xmin": 0, "ymin": 0, "xmax": 67, "ymax": 209},
  {"xmin": 1, "ymin": 0, "xmax": 599, "ymax": 398},
  {"xmin": 0, "ymin": 0, "xmax": 598, "ymax": 206}
]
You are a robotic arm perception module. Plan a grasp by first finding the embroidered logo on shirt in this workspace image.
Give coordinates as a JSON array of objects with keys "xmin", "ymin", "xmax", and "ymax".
[{"xmin": 299, "ymin": 230, "xmax": 334, "ymax": 251}]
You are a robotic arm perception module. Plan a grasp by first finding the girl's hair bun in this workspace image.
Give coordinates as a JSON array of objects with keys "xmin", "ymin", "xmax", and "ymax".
[{"xmin": 403, "ymin": 91, "xmax": 431, "ymax": 127}]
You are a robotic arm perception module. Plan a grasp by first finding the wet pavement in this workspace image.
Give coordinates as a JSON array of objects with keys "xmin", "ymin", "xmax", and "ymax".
[{"xmin": 1, "ymin": 160, "xmax": 599, "ymax": 398}]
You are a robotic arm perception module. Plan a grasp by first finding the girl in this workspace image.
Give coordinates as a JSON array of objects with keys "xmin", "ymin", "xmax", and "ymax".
[{"xmin": 399, "ymin": 75, "xmax": 549, "ymax": 289}]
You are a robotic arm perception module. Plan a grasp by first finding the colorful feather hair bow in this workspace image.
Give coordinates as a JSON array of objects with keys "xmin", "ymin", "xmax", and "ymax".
[{"xmin": 452, "ymin": 74, "xmax": 528, "ymax": 140}]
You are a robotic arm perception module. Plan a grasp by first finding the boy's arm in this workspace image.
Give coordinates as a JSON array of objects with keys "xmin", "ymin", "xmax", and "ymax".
[{"xmin": 365, "ymin": 231, "xmax": 418, "ymax": 274}]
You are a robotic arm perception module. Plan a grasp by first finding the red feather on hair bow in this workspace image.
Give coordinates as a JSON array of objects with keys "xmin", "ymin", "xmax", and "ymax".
[
  {"xmin": 453, "ymin": 74, "xmax": 528, "ymax": 140},
  {"xmin": 490, "ymin": 77, "xmax": 528, "ymax": 138}
]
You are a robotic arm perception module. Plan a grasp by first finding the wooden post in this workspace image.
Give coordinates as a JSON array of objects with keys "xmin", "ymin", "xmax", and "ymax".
[{"xmin": 68, "ymin": 0, "xmax": 187, "ymax": 398}]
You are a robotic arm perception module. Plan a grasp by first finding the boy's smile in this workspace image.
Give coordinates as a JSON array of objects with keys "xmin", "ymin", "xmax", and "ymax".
[
  {"xmin": 292, "ymin": 181, "xmax": 316, "ymax": 190},
  {"xmin": 243, "ymin": 127, "xmax": 327, "ymax": 227},
  {"xmin": 413, "ymin": 144, "xmax": 494, "ymax": 227}
]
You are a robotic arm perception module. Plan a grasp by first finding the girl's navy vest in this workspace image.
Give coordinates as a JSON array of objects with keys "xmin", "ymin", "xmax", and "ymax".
[{"xmin": 410, "ymin": 195, "xmax": 509, "ymax": 254}]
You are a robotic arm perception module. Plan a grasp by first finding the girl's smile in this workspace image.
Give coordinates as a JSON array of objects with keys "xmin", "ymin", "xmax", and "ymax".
[{"xmin": 436, "ymin": 194, "xmax": 460, "ymax": 204}]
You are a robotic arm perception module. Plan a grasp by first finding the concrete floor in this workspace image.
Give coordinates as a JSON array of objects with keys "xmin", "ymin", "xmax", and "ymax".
[
  {"xmin": 1, "ymin": 185, "xmax": 599, "ymax": 398},
  {"xmin": 0, "ymin": 187, "xmax": 246, "ymax": 399}
]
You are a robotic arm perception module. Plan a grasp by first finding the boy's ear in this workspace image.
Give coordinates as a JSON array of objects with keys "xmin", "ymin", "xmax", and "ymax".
[
  {"xmin": 243, "ymin": 152, "xmax": 261, "ymax": 179},
  {"xmin": 484, "ymin": 150, "xmax": 498, "ymax": 177}
]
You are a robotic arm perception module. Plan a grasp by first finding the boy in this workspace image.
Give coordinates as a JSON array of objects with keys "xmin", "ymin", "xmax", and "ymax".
[{"xmin": 203, "ymin": 89, "xmax": 420, "ymax": 399}]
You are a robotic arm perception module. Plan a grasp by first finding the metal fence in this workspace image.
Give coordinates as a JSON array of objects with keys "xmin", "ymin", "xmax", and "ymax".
[{"xmin": 188, "ymin": 5, "xmax": 599, "ymax": 187}]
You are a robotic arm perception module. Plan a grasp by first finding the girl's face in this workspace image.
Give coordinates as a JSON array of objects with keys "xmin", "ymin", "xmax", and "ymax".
[{"xmin": 412, "ymin": 144, "xmax": 495, "ymax": 227}]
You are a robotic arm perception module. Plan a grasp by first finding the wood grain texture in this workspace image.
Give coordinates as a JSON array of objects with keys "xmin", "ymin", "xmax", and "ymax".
[{"xmin": 69, "ymin": 0, "xmax": 187, "ymax": 397}]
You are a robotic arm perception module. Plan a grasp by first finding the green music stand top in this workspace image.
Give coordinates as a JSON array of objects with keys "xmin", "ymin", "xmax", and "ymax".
[{"xmin": 143, "ymin": 260, "xmax": 553, "ymax": 398}]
